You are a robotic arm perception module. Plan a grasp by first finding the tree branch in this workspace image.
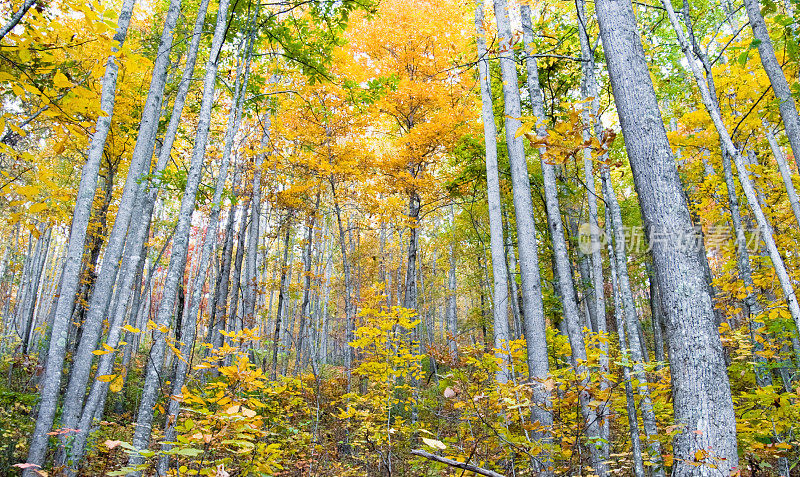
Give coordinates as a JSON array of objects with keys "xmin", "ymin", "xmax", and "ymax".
[{"xmin": 410, "ymin": 449, "xmax": 506, "ymax": 477}]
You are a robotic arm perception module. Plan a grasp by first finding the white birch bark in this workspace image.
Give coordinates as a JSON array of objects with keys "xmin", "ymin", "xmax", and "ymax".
[
  {"xmin": 520, "ymin": 5, "xmax": 606, "ymax": 471},
  {"xmin": 58, "ymin": 0, "xmax": 184, "ymax": 462},
  {"xmin": 243, "ymin": 114, "xmax": 270, "ymax": 328},
  {"xmin": 0, "ymin": 0, "xmax": 35, "ymax": 41},
  {"xmin": 606, "ymin": 207, "xmax": 646, "ymax": 477},
  {"xmin": 743, "ymin": 0, "xmax": 800, "ymax": 172},
  {"xmin": 764, "ymin": 120, "xmax": 800, "ymax": 228},
  {"xmin": 491, "ymin": 0, "xmax": 552, "ymax": 439},
  {"xmin": 662, "ymin": 0, "xmax": 800, "ymax": 364}
]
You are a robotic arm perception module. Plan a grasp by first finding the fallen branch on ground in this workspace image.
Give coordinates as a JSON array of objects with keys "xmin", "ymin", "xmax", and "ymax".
[{"xmin": 410, "ymin": 449, "xmax": 505, "ymax": 477}]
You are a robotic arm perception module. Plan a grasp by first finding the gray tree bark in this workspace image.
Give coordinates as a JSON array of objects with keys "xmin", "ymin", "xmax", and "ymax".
[
  {"xmin": 271, "ymin": 218, "xmax": 293, "ymax": 380},
  {"xmin": 764, "ymin": 120, "xmax": 800, "ymax": 228},
  {"xmin": 447, "ymin": 211, "xmax": 458, "ymax": 359},
  {"xmin": 520, "ymin": 5, "xmax": 606, "ymax": 471},
  {"xmin": 663, "ymin": 0, "xmax": 800, "ymax": 360},
  {"xmin": 242, "ymin": 114, "xmax": 270, "ymax": 330},
  {"xmin": 125, "ymin": 0, "xmax": 231, "ymax": 469},
  {"xmin": 475, "ymin": 0, "xmax": 510, "ymax": 381},
  {"xmin": 595, "ymin": 0, "xmax": 739, "ymax": 471},
  {"xmin": 606, "ymin": 207, "xmax": 646, "ymax": 477},
  {"xmin": 0, "ymin": 0, "xmax": 35, "ymax": 41},
  {"xmin": 491, "ymin": 0, "xmax": 552, "ymax": 441},
  {"xmin": 602, "ymin": 170, "xmax": 664, "ymax": 475},
  {"xmin": 58, "ymin": 0, "xmax": 184, "ymax": 464},
  {"xmin": 63, "ymin": 0, "xmax": 212, "ymax": 461},
  {"xmin": 743, "ymin": 0, "xmax": 800, "ymax": 172},
  {"xmin": 158, "ymin": 27, "xmax": 253, "ymax": 473},
  {"xmin": 24, "ymin": 0, "xmax": 137, "ymax": 471}
]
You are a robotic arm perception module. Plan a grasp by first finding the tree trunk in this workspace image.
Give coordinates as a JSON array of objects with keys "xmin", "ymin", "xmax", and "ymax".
[
  {"xmin": 475, "ymin": 0, "xmax": 510, "ymax": 380},
  {"xmin": 764, "ymin": 120, "xmax": 800, "ymax": 228},
  {"xmin": 242, "ymin": 114, "xmax": 270, "ymax": 330},
  {"xmin": 125, "ymin": 0, "xmax": 231, "ymax": 469},
  {"xmin": 664, "ymin": 0, "xmax": 800, "ymax": 372},
  {"xmin": 271, "ymin": 219, "xmax": 292, "ymax": 380},
  {"xmin": 58, "ymin": 0, "xmax": 184, "ymax": 463},
  {"xmin": 491, "ymin": 0, "xmax": 552, "ymax": 443},
  {"xmin": 743, "ymin": 0, "xmax": 800, "ymax": 171},
  {"xmin": 595, "ymin": 0, "xmax": 739, "ymax": 471},
  {"xmin": 157, "ymin": 27, "xmax": 254, "ymax": 473},
  {"xmin": 606, "ymin": 207, "xmax": 646, "ymax": 477},
  {"xmin": 25, "ymin": 0, "xmax": 137, "ymax": 471},
  {"xmin": 295, "ymin": 192, "xmax": 321, "ymax": 374},
  {"xmin": 520, "ymin": 5, "xmax": 606, "ymax": 471}
]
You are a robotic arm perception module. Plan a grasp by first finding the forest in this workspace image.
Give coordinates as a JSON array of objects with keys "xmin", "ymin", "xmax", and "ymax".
[{"xmin": 0, "ymin": 0, "xmax": 799, "ymax": 474}]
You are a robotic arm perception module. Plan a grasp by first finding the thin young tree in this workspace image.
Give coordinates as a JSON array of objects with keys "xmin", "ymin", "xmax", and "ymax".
[
  {"xmin": 125, "ymin": 0, "xmax": 232, "ymax": 469},
  {"xmin": 25, "ymin": 0, "xmax": 137, "ymax": 471}
]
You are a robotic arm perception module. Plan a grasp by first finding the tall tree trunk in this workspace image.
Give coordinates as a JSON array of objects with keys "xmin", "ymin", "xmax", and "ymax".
[
  {"xmin": 271, "ymin": 219, "xmax": 292, "ymax": 380},
  {"xmin": 646, "ymin": 263, "xmax": 666, "ymax": 367},
  {"xmin": 606, "ymin": 207, "xmax": 646, "ymax": 477},
  {"xmin": 491, "ymin": 0, "xmax": 552, "ymax": 442},
  {"xmin": 743, "ymin": 0, "xmax": 800, "ymax": 171},
  {"xmin": 764, "ymin": 120, "xmax": 800, "ymax": 228},
  {"xmin": 157, "ymin": 26, "xmax": 253, "ymax": 473},
  {"xmin": 663, "ymin": 0, "xmax": 800, "ymax": 366},
  {"xmin": 295, "ymin": 192, "xmax": 321, "ymax": 374},
  {"xmin": 520, "ymin": 5, "xmax": 606, "ymax": 471},
  {"xmin": 331, "ymin": 181, "xmax": 354, "ymax": 391},
  {"xmin": 21, "ymin": 226, "xmax": 50, "ymax": 354},
  {"xmin": 475, "ymin": 0, "xmax": 510, "ymax": 380},
  {"xmin": 125, "ymin": 0, "xmax": 231, "ymax": 469},
  {"xmin": 447, "ymin": 212, "xmax": 458, "ymax": 359},
  {"xmin": 25, "ymin": 0, "xmax": 137, "ymax": 471},
  {"xmin": 58, "ymin": 0, "xmax": 184, "ymax": 463},
  {"xmin": 209, "ymin": 164, "xmax": 243, "ymax": 352},
  {"xmin": 242, "ymin": 114, "xmax": 270, "ymax": 331},
  {"xmin": 602, "ymin": 171, "xmax": 664, "ymax": 474},
  {"xmin": 595, "ymin": 0, "xmax": 739, "ymax": 471}
]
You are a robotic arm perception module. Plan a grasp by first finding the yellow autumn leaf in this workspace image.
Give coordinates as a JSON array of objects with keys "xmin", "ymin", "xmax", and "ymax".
[
  {"xmin": 53, "ymin": 72, "xmax": 71, "ymax": 89},
  {"xmin": 109, "ymin": 374, "xmax": 124, "ymax": 393},
  {"xmin": 421, "ymin": 437, "xmax": 446, "ymax": 450},
  {"xmin": 28, "ymin": 203, "xmax": 47, "ymax": 214},
  {"xmin": 96, "ymin": 374, "xmax": 116, "ymax": 383}
]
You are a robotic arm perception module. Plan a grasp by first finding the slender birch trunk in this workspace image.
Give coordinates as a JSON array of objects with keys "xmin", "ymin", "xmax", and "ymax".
[
  {"xmin": 0, "ymin": 0, "xmax": 35, "ymax": 41},
  {"xmin": 158, "ymin": 28, "xmax": 253, "ymax": 473},
  {"xmin": 743, "ymin": 0, "xmax": 800, "ymax": 171},
  {"xmin": 475, "ymin": 0, "xmax": 510, "ymax": 381},
  {"xmin": 491, "ymin": 0, "xmax": 552, "ymax": 439},
  {"xmin": 295, "ymin": 192, "xmax": 321, "ymax": 374},
  {"xmin": 271, "ymin": 219, "xmax": 292, "ymax": 380},
  {"xmin": 125, "ymin": 0, "xmax": 231, "ymax": 469},
  {"xmin": 242, "ymin": 114, "xmax": 270, "ymax": 329},
  {"xmin": 602, "ymin": 171, "xmax": 664, "ymax": 474},
  {"xmin": 606, "ymin": 208, "xmax": 646, "ymax": 477},
  {"xmin": 25, "ymin": 1, "xmax": 137, "ymax": 470},
  {"xmin": 520, "ymin": 5, "xmax": 606, "ymax": 471},
  {"xmin": 662, "ymin": 0, "xmax": 800, "ymax": 362},
  {"xmin": 58, "ymin": 0, "xmax": 184, "ymax": 462},
  {"xmin": 764, "ymin": 120, "xmax": 800, "ymax": 228}
]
